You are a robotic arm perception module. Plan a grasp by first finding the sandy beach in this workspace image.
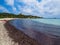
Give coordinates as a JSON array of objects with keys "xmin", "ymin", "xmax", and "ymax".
[{"xmin": 0, "ymin": 18, "xmax": 40, "ymax": 45}]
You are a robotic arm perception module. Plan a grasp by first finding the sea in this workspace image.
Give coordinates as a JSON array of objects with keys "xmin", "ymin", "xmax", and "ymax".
[{"xmin": 9, "ymin": 19, "xmax": 60, "ymax": 37}]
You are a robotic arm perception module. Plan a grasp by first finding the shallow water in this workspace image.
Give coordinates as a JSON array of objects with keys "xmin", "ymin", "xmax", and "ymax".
[
  {"xmin": 9, "ymin": 19, "xmax": 60, "ymax": 37},
  {"xmin": 32, "ymin": 19, "xmax": 60, "ymax": 26}
]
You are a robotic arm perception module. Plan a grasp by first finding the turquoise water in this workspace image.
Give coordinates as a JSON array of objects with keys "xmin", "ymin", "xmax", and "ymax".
[
  {"xmin": 9, "ymin": 19, "xmax": 60, "ymax": 44},
  {"xmin": 32, "ymin": 19, "xmax": 60, "ymax": 26},
  {"xmin": 9, "ymin": 19, "xmax": 60, "ymax": 37}
]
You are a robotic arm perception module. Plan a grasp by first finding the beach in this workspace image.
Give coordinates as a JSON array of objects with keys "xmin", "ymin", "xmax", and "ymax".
[{"xmin": 0, "ymin": 18, "xmax": 40, "ymax": 45}]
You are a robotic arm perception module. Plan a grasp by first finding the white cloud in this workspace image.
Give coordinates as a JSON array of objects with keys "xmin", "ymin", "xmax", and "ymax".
[
  {"xmin": 1, "ymin": 0, "xmax": 60, "ymax": 17},
  {"xmin": 17, "ymin": 0, "xmax": 60, "ymax": 17},
  {"xmin": 22, "ymin": 8, "xmax": 33, "ymax": 15},
  {"xmin": 0, "ymin": 6, "xmax": 9, "ymax": 12},
  {"xmin": 18, "ymin": 0, "xmax": 36, "ymax": 3},
  {"xmin": 5, "ymin": 0, "xmax": 14, "ymax": 6},
  {"xmin": 43, "ymin": 0, "xmax": 60, "ymax": 15}
]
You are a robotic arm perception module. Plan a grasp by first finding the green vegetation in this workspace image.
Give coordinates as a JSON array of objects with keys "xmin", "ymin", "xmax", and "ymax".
[{"xmin": 0, "ymin": 13, "xmax": 43, "ymax": 18}]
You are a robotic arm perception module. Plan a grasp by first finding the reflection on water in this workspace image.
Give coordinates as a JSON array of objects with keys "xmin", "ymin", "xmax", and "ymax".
[{"xmin": 9, "ymin": 19, "xmax": 60, "ymax": 37}]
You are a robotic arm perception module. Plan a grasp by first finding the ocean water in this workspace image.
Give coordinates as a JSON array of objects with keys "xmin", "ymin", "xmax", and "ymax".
[
  {"xmin": 32, "ymin": 19, "xmax": 60, "ymax": 26},
  {"xmin": 9, "ymin": 19, "xmax": 60, "ymax": 37}
]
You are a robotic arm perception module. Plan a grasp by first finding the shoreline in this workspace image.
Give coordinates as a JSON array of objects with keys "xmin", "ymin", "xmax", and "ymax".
[{"xmin": 0, "ymin": 18, "xmax": 40, "ymax": 45}]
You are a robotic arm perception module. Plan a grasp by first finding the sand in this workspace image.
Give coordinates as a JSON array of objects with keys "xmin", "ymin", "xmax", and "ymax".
[{"xmin": 0, "ymin": 18, "xmax": 40, "ymax": 45}]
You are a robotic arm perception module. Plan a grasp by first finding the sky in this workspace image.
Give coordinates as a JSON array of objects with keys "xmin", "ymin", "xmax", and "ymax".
[{"xmin": 0, "ymin": 0, "xmax": 60, "ymax": 18}]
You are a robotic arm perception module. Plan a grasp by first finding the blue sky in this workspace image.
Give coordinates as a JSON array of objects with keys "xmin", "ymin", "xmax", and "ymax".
[{"xmin": 0, "ymin": 0, "xmax": 60, "ymax": 18}]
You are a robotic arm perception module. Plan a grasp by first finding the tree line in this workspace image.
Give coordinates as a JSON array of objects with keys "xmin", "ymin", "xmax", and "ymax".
[{"xmin": 0, "ymin": 13, "xmax": 43, "ymax": 18}]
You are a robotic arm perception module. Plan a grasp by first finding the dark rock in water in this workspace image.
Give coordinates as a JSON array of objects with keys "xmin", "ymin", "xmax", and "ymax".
[{"xmin": 9, "ymin": 19, "xmax": 60, "ymax": 45}]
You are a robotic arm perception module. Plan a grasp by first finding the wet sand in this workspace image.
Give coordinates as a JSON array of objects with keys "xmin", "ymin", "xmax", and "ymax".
[{"xmin": 0, "ymin": 18, "xmax": 40, "ymax": 45}]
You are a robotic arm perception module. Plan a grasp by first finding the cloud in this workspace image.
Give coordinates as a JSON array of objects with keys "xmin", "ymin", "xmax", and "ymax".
[
  {"xmin": 0, "ymin": 6, "xmax": 9, "ymax": 12},
  {"xmin": 0, "ymin": 0, "xmax": 60, "ymax": 18},
  {"xmin": 16, "ymin": 0, "xmax": 41, "ymax": 15},
  {"xmin": 5, "ymin": 0, "xmax": 14, "ymax": 6},
  {"xmin": 43, "ymin": 0, "xmax": 60, "ymax": 16},
  {"xmin": 18, "ymin": 0, "xmax": 60, "ymax": 17},
  {"xmin": 22, "ymin": 8, "xmax": 33, "ymax": 15},
  {"xmin": 17, "ymin": 0, "xmax": 36, "ymax": 3}
]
